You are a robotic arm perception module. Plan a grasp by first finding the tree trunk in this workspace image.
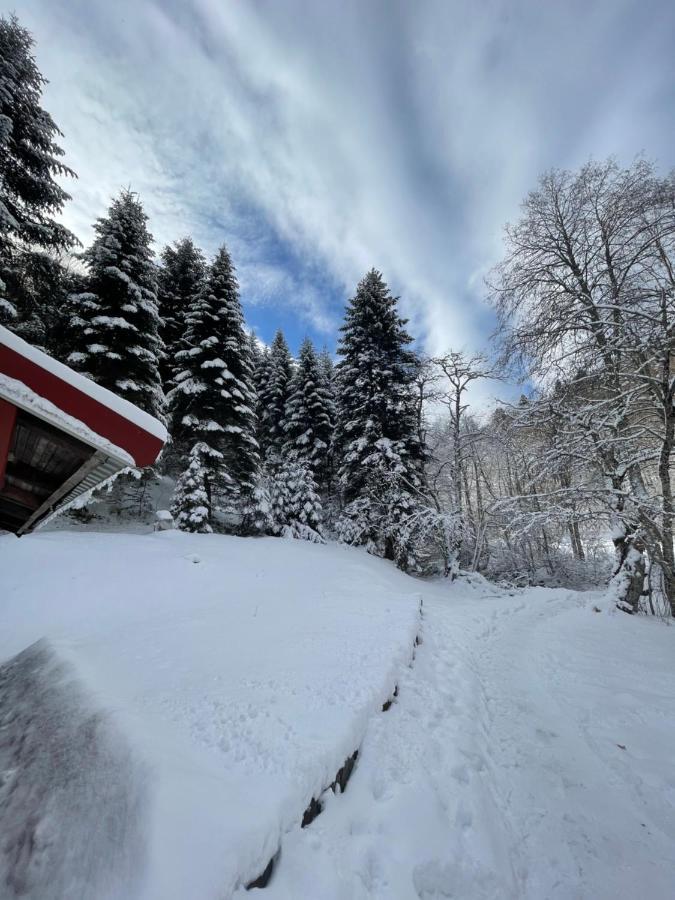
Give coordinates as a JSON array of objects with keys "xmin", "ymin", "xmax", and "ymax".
[
  {"xmin": 612, "ymin": 532, "xmax": 646, "ymax": 614},
  {"xmin": 657, "ymin": 343, "xmax": 675, "ymax": 616},
  {"xmin": 568, "ymin": 520, "xmax": 585, "ymax": 560}
]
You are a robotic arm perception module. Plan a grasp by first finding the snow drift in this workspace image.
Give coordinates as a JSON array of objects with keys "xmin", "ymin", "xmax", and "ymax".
[{"xmin": 0, "ymin": 640, "xmax": 147, "ymax": 900}]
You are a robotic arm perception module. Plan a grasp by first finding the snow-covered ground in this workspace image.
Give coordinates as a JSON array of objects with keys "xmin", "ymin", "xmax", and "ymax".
[
  {"xmin": 0, "ymin": 530, "xmax": 420, "ymax": 899},
  {"xmin": 2, "ymin": 530, "xmax": 674, "ymax": 899},
  {"xmin": 262, "ymin": 578, "xmax": 675, "ymax": 899}
]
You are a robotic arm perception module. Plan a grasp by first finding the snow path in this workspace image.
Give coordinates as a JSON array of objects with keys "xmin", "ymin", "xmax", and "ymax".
[{"xmin": 260, "ymin": 580, "xmax": 675, "ymax": 900}]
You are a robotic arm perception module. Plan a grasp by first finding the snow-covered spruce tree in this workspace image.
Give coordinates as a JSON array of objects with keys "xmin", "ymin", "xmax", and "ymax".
[
  {"xmin": 259, "ymin": 329, "xmax": 293, "ymax": 462},
  {"xmin": 335, "ymin": 269, "xmax": 427, "ymax": 571},
  {"xmin": 169, "ymin": 245, "xmax": 259, "ymax": 530},
  {"xmin": 0, "ymin": 14, "xmax": 77, "ymax": 329},
  {"xmin": 318, "ymin": 346, "xmax": 338, "ymax": 509},
  {"xmin": 157, "ymin": 237, "xmax": 206, "ymax": 392},
  {"xmin": 5, "ymin": 250, "xmax": 80, "ymax": 356},
  {"xmin": 268, "ymin": 455, "xmax": 325, "ymax": 542},
  {"xmin": 67, "ymin": 190, "xmax": 164, "ymax": 419},
  {"xmin": 170, "ymin": 443, "xmax": 214, "ymax": 533},
  {"xmin": 318, "ymin": 346, "xmax": 337, "ymax": 419},
  {"xmin": 284, "ymin": 338, "xmax": 334, "ymax": 491},
  {"xmin": 247, "ymin": 331, "xmax": 266, "ymax": 407},
  {"xmin": 249, "ymin": 337, "xmax": 270, "ymax": 445}
]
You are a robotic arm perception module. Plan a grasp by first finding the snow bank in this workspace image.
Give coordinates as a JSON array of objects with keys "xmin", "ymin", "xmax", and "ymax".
[
  {"xmin": 0, "ymin": 640, "xmax": 147, "ymax": 900},
  {"xmin": 0, "ymin": 531, "xmax": 421, "ymax": 898}
]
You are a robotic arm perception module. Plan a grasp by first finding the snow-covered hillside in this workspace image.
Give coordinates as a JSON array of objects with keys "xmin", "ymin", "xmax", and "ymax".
[{"xmin": 2, "ymin": 530, "xmax": 675, "ymax": 900}]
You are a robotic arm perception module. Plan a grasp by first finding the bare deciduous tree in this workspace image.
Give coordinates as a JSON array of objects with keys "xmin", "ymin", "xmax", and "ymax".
[{"xmin": 489, "ymin": 158, "xmax": 675, "ymax": 614}]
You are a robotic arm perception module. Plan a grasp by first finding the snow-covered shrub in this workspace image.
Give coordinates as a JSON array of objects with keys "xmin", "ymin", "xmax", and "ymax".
[
  {"xmin": 240, "ymin": 478, "xmax": 273, "ymax": 536},
  {"xmin": 268, "ymin": 457, "xmax": 325, "ymax": 543},
  {"xmin": 337, "ymin": 490, "xmax": 461, "ymax": 577},
  {"xmin": 172, "ymin": 443, "xmax": 218, "ymax": 534},
  {"xmin": 154, "ymin": 509, "xmax": 175, "ymax": 532},
  {"xmin": 388, "ymin": 500, "xmax": 462, "ymax": 577}
]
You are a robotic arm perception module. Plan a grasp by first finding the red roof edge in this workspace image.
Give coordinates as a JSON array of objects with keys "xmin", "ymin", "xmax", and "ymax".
[{"xmin": 0, "ymin": 344, "xmax": 164, "ymax": 467}]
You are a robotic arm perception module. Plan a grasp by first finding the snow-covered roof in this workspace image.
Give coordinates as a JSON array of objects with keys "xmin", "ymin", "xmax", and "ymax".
[
  {"xmin": 0, "ymin": 326, "xmax": 167, "ymax": 467},
  {"xmin": 0, "ymin": 373, "xmax": 134, "ymax": 466}
]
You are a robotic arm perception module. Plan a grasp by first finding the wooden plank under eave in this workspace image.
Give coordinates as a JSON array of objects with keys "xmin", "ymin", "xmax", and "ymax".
[
  {"xmin": 16, "ymin": 450, "xmax": 109, "ymax": 536},
  {"xmin": 0, "ymin": 398, "xmax": 18, "ymax": 491}
]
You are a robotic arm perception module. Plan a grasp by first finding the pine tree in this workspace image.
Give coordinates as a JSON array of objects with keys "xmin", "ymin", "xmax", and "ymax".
[
  {"xmin": 157, "ymin": 237, "xmax": 206, "ymax": 391},
  {"xmin": 169, "ymin": 245, "xmax": 259, "ymax": 529},
  {"xmin": 335, "ymin": 269, "xmax": 424, "ymax": 566},
  {"xmin": 284, "ymin": 338, "xmax": 334, "ymax": 491},
  {"xmin": 0, "ymin": 14, "xmax": 77, "ymax": 328},
  {"xmin": 67, "ymin": 190, "xmax": 164, "ymax": 419},
  {"xmin": 268, "ymin": 456, "xmax": 325, "ymax": 542},
  {"xmin": 259, "ymin": 330, "xmax": 293, "ymax": 462}
]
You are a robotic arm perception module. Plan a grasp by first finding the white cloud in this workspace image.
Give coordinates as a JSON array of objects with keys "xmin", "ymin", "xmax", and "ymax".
[{"xmin": 17, "ymin": 0, "xmax": 675, "ymax": 362}]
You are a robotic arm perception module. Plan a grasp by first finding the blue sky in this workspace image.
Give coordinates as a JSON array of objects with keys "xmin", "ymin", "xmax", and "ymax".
[{"xmin": 12, "ymin": 0, "xmax": 675, "ymax": 372}]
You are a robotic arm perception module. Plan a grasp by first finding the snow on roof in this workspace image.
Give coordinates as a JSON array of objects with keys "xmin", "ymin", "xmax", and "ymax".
[
  {"xmin": 0, "ymin": 326, "xmax": 167, "ymax": 466},
  {"xmin": 0, "ymin": 326, "xmax": 167, "ymax": 442},
  {"xmin": 0, "ymin": 373, "xmax": 134, "ymax": 466}
]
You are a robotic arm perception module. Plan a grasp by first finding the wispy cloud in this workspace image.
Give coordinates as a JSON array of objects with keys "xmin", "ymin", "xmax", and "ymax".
[{"xmin": 18, "ymin": 0, "xmax": 675, "ymax": 357}]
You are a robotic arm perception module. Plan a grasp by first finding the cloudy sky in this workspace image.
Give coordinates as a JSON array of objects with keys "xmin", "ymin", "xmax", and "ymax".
[{"xmin": 14, "ymin": 0, "xmax": 675, "ymax": 359}]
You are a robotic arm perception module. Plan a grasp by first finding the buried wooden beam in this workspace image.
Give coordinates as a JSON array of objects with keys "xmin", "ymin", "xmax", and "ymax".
[
  {"xmin": 245, "ymin": 851, "xmax": 279, "ymax": 891},
  {"xmin": 247, "ymin": 605, "xmax": 423, "ymax": 890},
  {"xmin": 382, "ymin": 685, "xmax": 399, "ymax": 712}
]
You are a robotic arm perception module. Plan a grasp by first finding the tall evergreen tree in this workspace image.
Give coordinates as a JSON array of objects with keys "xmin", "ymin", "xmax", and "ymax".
[
  {"xmin": 284, "ymin": 338, "xmax": 334, "ymax": 490},
  {"xmin": 157, "ymin": 237, "xmax": 206, "ymax": 391},
  {"xmin": 0, "ymin": 14, "xmax": 77, "ymax": 328},
  {"xmin": 318, "ymin": 346, "xmax": 337, "ymax": 487},
  {"xmin": 66, "ymin": 190, "xmax": 164, "ymax": 419},
  {"xmin": 169, "ymin": 245, "xmax": 259, "ymax": 529},
  {"xmin": 250, "ymin": 337, "xmax": 270, "ymax": 446},
  {"xmin": 318, "ymin": 346, "xmax": 336, "ymax": 406},
  {"xmin": 259, "ymin": 329, "xmax": 293, "ymax": 461},
  {"xmin": 335, "ymin": 269, "xmax": 424, "ymax": 565},
  {"xmin": 5, "ymin": 250, "xmax": 80, "ymax": 356}
]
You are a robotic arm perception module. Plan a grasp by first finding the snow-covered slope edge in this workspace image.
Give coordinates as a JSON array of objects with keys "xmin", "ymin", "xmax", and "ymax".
[
  {"xmin": 0, "ymin": 639, "xmax": 148, "ymax": 900},
  {"xmin": 0, "ymin": 531, "xmax": 423, "ymax": 898}
]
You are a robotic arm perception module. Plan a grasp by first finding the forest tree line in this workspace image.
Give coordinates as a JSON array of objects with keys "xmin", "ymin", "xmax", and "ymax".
[{"xmin": 1, "ymin": 14, "xmax": 673, "ymax": 615}]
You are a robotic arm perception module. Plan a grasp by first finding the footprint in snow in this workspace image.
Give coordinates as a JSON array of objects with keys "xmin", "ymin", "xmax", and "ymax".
[{"xmin": 450, "ymin": 764, "xmax": 470, "ymax": 785}]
